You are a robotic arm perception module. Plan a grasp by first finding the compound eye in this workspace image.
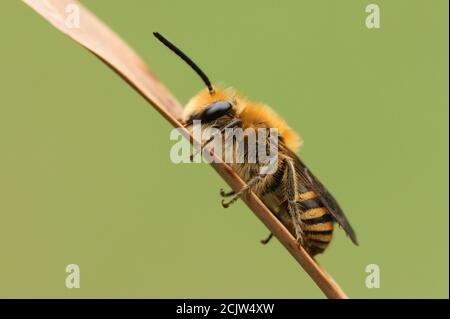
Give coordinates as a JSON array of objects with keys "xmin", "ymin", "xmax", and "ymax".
[{"xmin": 198, "ymin": 100, "xmax": 232, "ymax": 123}]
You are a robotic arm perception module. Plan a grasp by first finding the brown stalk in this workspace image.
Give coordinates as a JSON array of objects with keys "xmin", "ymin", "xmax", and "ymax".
[{"xmin": 23, "ymin": 0, "xmax": 348, "ymax": 299}]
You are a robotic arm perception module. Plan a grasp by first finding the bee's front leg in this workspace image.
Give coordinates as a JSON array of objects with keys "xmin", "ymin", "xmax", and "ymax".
[
  {"xmin": 190, "ymin": 118, "xmax": 241, "ymax": 161},
  {"xmin": 220, "ymin": 175, "xmax": 264, "ymax": 208}
]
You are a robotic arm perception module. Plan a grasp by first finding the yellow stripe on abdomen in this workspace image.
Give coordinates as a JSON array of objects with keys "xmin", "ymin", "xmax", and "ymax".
[
  {"xmin": 297, "ymin": 191, "xmax": 317, "ymax": 201},
  {"xmin": 303, "ymin": 221, "xmax": 334, "ymax": 232},
  {"xmin": 301, "ymin": 207, "xmax": 328, "ymax": 220},
  {"xmin": 307, "ymin": 232, "xmax": 333, "ymax": 242}
]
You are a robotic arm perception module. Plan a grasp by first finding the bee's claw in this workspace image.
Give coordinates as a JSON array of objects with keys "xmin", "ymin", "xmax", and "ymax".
[
  {"xmin": 221, "ymin": 192, "xmax": 240, "ymax": 208},
  {"xmin": 220, "ymin": 189, "xmax": 235, "ymax": 197},
  {"xmin": 221, "ymin": 199, "xmax": 230, "ymax": 208},
  {"xmin": 260, "ymin": 233, "xmax": 273, "ymax": 245}
]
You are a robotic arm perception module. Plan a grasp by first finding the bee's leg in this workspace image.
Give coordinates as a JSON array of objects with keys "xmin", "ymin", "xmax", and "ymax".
[
  {"xmin": 260, "ymin": 233, "xmax": 273, "ymax": 245},
  {"xmin": 190, "ymin": 118, "xmax": 242, "ymax": 161},
  {"xmin": 219, "ymin": 189, "xmax": 235, "ymax": 197},
  {"xmin": 221, "ymin": 175, "xmax": 264, "ymax": 208},
  {"xmin": 285, "ymin": 158, "xmax": 305, "ymax": 245}
]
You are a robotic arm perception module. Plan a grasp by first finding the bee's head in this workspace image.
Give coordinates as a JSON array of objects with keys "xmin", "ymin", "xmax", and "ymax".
[
  {"xmin": 153, "ymin": 32, "xmax": 242, "ymax": 125},
  {"xmin": 183, "ymin": 86, "xmax": 243, "ymax": 125}
]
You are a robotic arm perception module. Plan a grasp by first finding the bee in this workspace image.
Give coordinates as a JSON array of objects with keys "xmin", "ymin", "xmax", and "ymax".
[{"xmin": 154, "ymin": 32, "xmax": 358, "ymax": 256}]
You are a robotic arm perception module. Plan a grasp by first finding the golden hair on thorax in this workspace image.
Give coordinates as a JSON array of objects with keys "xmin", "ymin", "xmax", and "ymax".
[{"xmin": 184, "ymin": 85, "xmax": 302, "ymax": 153}]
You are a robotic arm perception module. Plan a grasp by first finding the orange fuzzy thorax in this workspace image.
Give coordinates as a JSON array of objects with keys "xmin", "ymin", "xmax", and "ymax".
[{"xmin": 183, "ymin": 86, "xmax": 302, "ymax": 153}]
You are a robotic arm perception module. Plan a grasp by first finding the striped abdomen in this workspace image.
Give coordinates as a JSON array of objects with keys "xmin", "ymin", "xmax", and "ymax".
[{"xmin": 297, "ymin": 191, "xmax": 334, "ymax": 255}]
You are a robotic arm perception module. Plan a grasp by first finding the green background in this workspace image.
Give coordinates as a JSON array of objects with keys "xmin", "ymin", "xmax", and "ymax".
[{"xmin": 0, "ymin": 0, "xmax": 448, "ymax": 298}]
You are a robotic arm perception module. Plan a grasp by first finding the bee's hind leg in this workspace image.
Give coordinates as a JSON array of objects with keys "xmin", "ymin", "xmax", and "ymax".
[
  {"xmin": 285, "ymin": 158, "xmax": 305, "ymax": 245},
  {"xmin": 221, "ymin": 175, "xmax": 264, "ymax": 208}
]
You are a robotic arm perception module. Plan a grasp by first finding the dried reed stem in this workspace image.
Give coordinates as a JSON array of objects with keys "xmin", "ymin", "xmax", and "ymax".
[{"xmin": 23, "ymin": 0, "xmax": 348, "ymax": 299}]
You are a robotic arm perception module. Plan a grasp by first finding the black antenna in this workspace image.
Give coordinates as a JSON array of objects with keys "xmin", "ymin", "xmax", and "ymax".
[{"xmin": 153, "ymin": 32, "xmax": 214, "ymax": 94}]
